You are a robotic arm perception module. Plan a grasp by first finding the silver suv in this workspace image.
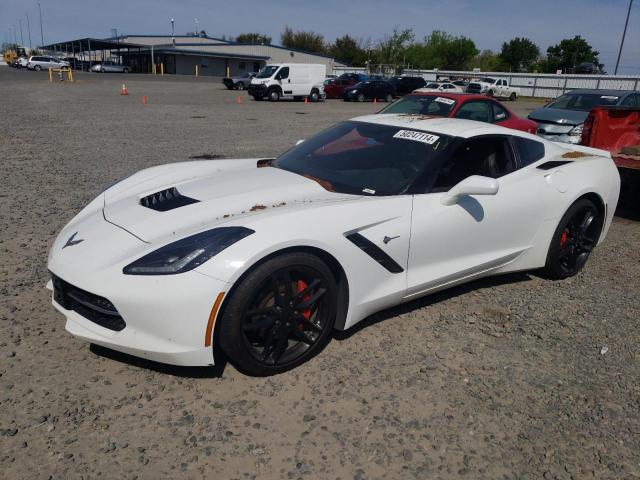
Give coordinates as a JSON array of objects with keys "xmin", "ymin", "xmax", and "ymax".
[{"xmin": 27, "ymin": 56, "xmax": 70, "ymax": 71}]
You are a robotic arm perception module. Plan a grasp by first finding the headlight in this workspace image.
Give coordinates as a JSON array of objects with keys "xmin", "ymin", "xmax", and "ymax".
[
  {"xmin": 123, "ymin": 227, "xmax": 254, "ymax": 275},
  {"xmin": 350, "ymin": 89, "xmax": 358, "ymax": 94},
  {"xmin": 568, "ymin": 124, "xmax": 583, "ymax": 136}
]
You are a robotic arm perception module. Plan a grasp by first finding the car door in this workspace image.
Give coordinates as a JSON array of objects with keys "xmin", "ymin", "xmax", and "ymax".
[
  {"xmin": 276, "ymin": 66, "xmax": 291, "ymax": 94},
  {"xmin": 453, "ymin": 100, "xmax": 493, "ymax": 123},
  {"xmin": 406, "ymin": 135, "xmax": 554, "ymax": 299}
]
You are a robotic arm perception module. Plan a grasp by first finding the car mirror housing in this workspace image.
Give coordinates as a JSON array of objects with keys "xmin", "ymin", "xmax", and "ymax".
[{"xmin": 441, "ymin": 175, "xmax": 499, "ymax": 206}]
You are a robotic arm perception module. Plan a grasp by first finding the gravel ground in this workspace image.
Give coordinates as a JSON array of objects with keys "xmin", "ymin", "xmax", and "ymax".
[{"xmin": 1, "ymin": 67, "xmax": 639, "ymax": 479}]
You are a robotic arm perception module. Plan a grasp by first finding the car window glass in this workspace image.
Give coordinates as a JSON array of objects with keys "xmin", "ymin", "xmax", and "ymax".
[
  {"xmin": 454, "ymin": 101, "xmax": 492, "ymax": 122},
  {"xmin": 621, "ymin": 95, "xmax": 638, "ymax": 107},
  {"xmin": 513, "ymin": 137, "xmax": 545, "ymax": 166},
  {"xmin": 277, "ymin": 67, "xmax": 289, "ymax": 79},
  {"xmin": 432, "ymin": 137, "xmax": 516, "ymax": 192},
  {"xmin": 379, "ymin": 95, "xmax": 456, "ymax": 116},
  {"xmin": 492, "ymin": 103, "xmax": 509, "ymax": 122}
]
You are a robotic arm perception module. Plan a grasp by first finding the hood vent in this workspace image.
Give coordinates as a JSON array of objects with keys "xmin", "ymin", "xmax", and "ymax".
[{"xmin": 140, "ymin": 187, "xmax": 199, "ymax": 212}]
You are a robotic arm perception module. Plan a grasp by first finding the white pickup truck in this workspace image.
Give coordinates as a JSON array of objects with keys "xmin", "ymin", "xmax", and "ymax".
[{"xmin": 467, "ymin": 77, "xmax": 520, "ymax": 100}]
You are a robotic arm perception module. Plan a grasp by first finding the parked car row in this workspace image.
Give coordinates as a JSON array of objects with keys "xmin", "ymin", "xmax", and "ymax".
[{"xmin": 10, "ymin": 56, "xmax": 131, "ymax": 72}]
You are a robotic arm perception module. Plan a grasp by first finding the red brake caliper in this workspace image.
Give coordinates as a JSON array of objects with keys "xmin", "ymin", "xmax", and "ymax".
[
  {"xmin": 296, "ymin": 280, "xmax": 311, "ymax": 331},
  {"xmin": 560, "ymin": 229, "xmax": 569, "ymax": 248}
]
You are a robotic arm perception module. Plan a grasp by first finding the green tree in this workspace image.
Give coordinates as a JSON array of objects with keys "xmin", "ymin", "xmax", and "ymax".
[
  {"xmin": 499, "ymin": 37, "xmax": 540, "ymax": 72},
  {"xmin": 374, "ymin": 28, "xmax": 414, "ymax": 69},
  {"xmin": 280, "ymin": 26, "xmax": 326, "ymax": 54},
  {"xmin": 405, "ymin": 31, "xmax": 478, "ymax": 70},
  {"xmin": 542, "ymin": 35, "xmax": 603, "ymax": 73},
  {"xmin": 471, "ymin": 49, "xmax": 502, "ymax": 71},
  {"xmin": 328, "ymin": 35, "xmax": 367, "ymax": 66},
  {"xmin": 235, "ymin": 33, "xmax": 272, "ymax": 45}
]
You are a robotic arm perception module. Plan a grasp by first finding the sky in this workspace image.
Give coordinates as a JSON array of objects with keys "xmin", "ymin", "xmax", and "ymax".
[{"xmin": 2, "ymin": 0, "xmax": 639, "ymax": 74}]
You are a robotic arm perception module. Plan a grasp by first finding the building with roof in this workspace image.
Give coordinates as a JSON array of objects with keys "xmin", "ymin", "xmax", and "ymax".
[{"xmin": 41, "ymin": 34, "xmax": 346, "ymax": 76}]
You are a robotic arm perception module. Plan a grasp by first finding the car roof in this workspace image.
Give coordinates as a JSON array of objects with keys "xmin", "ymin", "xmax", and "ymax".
[
  {"xmin": 405, "ymin": 92, "xmax": 495, "ymax": 102},
  {"xmin": 563, "ymin": 89, "xmax": 635, "ymax": 96},
  {"xmin": 352, "ymin": 113, "xmax": 526, "ymax": 139}
]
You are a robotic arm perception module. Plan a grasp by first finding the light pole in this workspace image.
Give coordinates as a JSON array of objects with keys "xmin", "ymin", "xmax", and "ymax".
[
  {"xmin": 194, "ymin": 18, "xmax": 198, "ymax": 36},
  {"xmin": 18, "ymin": 19, "xmax": 24, "ymax": 46},
  {"xmin": 26, "ymin": 13, "xmax": 32, "ymax": 50},
  {"xmin": 171, "ymin": 18, "xmax": 175, "ymax": 46},
  {"xmin": 38, "ymin": 2, "xmax": 44, "ymax": 47},
  {"xmin": 614, "ymin": 0, "xmax": 634, "ymax": 75}
]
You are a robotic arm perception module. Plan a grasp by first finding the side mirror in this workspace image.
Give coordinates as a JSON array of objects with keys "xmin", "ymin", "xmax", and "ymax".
[
  {"xmin": 295, "ymin": 139, "xmax": 305, "ymax": 146},
  {"xmin": 440, "ymin": 175, "xmax": 499, "ymax": 206}
]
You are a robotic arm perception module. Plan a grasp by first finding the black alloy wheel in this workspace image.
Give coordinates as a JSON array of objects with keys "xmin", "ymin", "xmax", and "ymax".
[
  {"xmin": 218, "ymin": 253, "xmax": 337, "ymax": 376},
  {"xmin": 544, "ymin": 198, "xmax": 601, "ymax": 279}
]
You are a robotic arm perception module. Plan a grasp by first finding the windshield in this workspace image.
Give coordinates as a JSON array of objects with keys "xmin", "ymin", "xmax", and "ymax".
[
  {"xmin": 274, "ymin": 121, "xmax": 451, "ymax": 196},
  {"xmin": 479, "ymin": 77, "xmax": 496, "ymax": 83},
  {"xmin": 546, "ymin": 93, "xmax": 620, "ymax": 111},
  {"xmin": 350, "ymin": 81, "xmax": 368, "ymax": 89},
  {"xmin": 379, "ymin": 95, "xmax": 457, "ymax": 117},
  {"xmin": 426, "ymin": 83, "xmax": 441, "ymax": 88},
  {"xmin": 256, "ymin": 65, "xmax": 279, "ymax": 79}
]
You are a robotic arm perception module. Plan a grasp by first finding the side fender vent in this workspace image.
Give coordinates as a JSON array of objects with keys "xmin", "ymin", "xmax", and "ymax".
[
  {"xmin": 345, "ymin": 233, "xmax": 404, "ymax": 274},
  {"xmin": 140, "ymin": 187, "xmax": 199, "ymax": 212},
  {"xmin": 537, "ymin": 160, "xmax": 573, "ymax": 170}
]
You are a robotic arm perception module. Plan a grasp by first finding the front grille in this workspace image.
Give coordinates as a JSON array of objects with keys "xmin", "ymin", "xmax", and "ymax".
[
  {"xmin": 467, "ymin": 83, "xmax": 482, "ymax": 93},
  {"xmin": 51, "ymin": 274, "xmax": 126, "ymax": 331}
]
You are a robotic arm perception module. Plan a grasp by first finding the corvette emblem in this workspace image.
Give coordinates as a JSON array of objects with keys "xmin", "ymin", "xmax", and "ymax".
[
  {"xmin": 62, "ymin": 232, "xmax": 84, "ymax": 249},
  {"xmin": 383, "ymin": 235, "xmax": 400, "ymax": 244}
]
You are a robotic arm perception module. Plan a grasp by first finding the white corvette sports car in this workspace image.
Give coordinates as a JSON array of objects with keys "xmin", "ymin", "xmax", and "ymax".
[{"xmin": 47, "ymin": 114, "xmax": 620, "ymax": 376}]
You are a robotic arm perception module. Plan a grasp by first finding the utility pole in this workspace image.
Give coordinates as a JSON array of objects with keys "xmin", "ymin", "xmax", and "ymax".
[
  {"xmin": 614, "ymin": 0, "xmax": 634, "ymax": 75},
  {"xmin": 26, "ymin": 13, "xmax": 32, "ymax": 49},
  {"xmin": 38, "ymin": 2, "xmax": 44, "ymax": 46},
  {"xmin": 18, "ymin": 19, "xmax": 24, "ymax": 46},
  {"xmin": 171, "ymin": 18, "xmax": 175, "ymax": 46}
]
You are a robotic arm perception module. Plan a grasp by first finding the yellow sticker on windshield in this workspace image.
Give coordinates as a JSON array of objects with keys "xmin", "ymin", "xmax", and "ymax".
[{"xmin": 393, "ymin": 130, "xmax": 440, "ymax": 145}]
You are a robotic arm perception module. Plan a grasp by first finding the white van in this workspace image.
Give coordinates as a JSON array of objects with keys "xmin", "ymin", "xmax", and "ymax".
[{"xmin": 248, "ymin": 63, "xmax": 326, "ymax": 102}]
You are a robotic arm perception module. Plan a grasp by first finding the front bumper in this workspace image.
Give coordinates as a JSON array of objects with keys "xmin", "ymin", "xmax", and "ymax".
[
  {"xmin": 536, "ymin": 132, "xmax": 581, "ymax": 144},
  {"xmin": 248, "ymin": 84, "xmax": 268, "ymax": 97},
  {"xmin": 48, "ymin": 214, "xmax": 230, "ymax": 366}
]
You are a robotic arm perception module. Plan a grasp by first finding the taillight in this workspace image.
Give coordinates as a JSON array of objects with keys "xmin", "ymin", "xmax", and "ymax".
[{"xmin": 581, "ymin": 112, "xmax": 594, "ymax": 146}]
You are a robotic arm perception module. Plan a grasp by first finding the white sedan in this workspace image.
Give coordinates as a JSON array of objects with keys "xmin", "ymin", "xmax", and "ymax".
[
  {"xmin": 47, "ymin": 115, "xmax": 620, "ymax": 375},
  {"xmin": 414, "ymin": 82, "xmax": 465, "ymax": 94}
]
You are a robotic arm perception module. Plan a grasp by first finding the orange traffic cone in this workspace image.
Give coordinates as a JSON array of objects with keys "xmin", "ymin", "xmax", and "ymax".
[
  {"xmin": 304, "ymin": 97, "xmax": 308, "ymax": 104},
  {"xmin": 142, "ymin": 95, "xmax": 148, "ymax": 105},
  {"xmin": 121, "ymin": 82, "xmax": 128, "ymax": 96},
  {"xmin": 236, "ymin": 96, "xmax": 242, "ymax": 104},
  {"xmin": 373, "ymin": 97, "xmax": 377, "ymax": 103}
]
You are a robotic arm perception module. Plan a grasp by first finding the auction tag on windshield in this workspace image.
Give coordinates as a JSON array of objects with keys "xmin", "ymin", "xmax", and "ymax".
[
  {"xmin": 600, "ymin": 95, "xmax": 619, "ymax": 100},
  {"xmin": 393, "ymin": 130, "xmax": 440, "ymax": 145},
  {"xmin": 435, "ymin": 97, "xmax": 455, "ymax": 105}
]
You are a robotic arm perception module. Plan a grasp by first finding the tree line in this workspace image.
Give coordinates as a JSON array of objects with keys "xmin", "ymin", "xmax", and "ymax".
[{"xmin": 230, "ymin": 27, "xmax": 604, "ymax": 74}]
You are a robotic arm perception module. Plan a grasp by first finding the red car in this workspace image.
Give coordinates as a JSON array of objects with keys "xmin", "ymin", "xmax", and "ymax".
[
  {"xmin": 324, "ymin": 73, "xmax": 367, "ymax": 99},
  {"xmin": 378, "ymin": 93, "xmax": 537, "ymax": 134}
]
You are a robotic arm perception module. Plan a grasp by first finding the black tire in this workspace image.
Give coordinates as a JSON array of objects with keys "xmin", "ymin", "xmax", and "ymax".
[
  {"xmin": 486, "ymin": 90, "xmax": 494, "ymax": 97},
  {"xmin": 218, "ymin": 252, "xmax": 338, "ymax": 376},
  {"xmin": 294, "ymin": 96, "xmax": 303, "ymax": 102},
  {"xmin": 509, "ymin": 92, "xmax": 517, "ymax": 101},
  {"xmin": 123, "ymin": 67, "xmax": 130, "ymax": 73},
  {"xmin": 34, "ymin": 65, "xmax": 41, "ymax": 71},
  {"xmin": 268, "ymin": 89, "xmax": 280, "ymax": 102},
  {"xmin": 235, "ymin": 82, "xmax": 245, "ymax": 90},
  {"xmin": 385, "ymin": 93, "xmax": 393, "ymax": 102},
  {"xmin": 357, "ymin": 93, "xmax": 365, "ymax": 103},
  {"xmin": 309, "ymin": 90, "xmax": 320, "ymax": 102},
  {"xmin": 543, "ymin": 198, "xmax": 602, "ymax": 280}
]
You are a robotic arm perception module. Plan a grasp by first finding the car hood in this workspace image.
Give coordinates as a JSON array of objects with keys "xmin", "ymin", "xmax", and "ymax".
[
  {"xmin": 527, "ymin": 107, "xmax": 588, "ymax": 125},
  {"xmin": 102, "ymin": 160, "xmax": 354, "ymax": 244}
]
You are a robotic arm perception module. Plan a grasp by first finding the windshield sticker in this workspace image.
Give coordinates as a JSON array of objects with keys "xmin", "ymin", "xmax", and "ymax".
[
  {"xmin": 435, "ymin": 97, "xmax": 455, "ymax": 105},
  {"xmin": 362, "ymin": 188, "xmax": 376, "ymax": 195},
  {"xmin": 393, "ymin": 130, "xmax": 440, "ymax": 145},
  {"xmin": 600, "ymin": 95, "xmax": 619, "ymax": 100}
]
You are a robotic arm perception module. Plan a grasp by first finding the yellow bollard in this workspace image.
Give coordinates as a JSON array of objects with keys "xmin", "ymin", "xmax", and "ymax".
[
  {"xmin": 161, "ymin": 63, "xmax": 164, "ymax": 75},
  {"xmin": 195, "ymin": 64, "xmax": 199, "ymax": 77},
  {"xmin": 69, "ymin": 68, "xmax": 74, "ymax": 82},
  {"xmin": 153, "ymin": 63, "xmax": 156, "ymax": 75},
  {"xmin": 48, "ymin": 68, "xmax": 53, "ymax": 83},
  {"xmin": 226, "ymin": 66, "xmax": 230, "ymax": 77}
]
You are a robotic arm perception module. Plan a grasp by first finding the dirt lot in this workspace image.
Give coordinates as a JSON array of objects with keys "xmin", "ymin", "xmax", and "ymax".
[{"xmin": 1, "ymin": 67, "xmax": 639, "ymax": 480}]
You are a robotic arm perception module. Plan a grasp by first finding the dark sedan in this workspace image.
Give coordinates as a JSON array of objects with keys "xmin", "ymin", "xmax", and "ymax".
[
  {"xmin": 343, "ymin": 80, "xmax": 395, "ymax": 102},
  {"xmin": 386, "ymin": 76, "xmax": 427, "ymax": 96}
]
